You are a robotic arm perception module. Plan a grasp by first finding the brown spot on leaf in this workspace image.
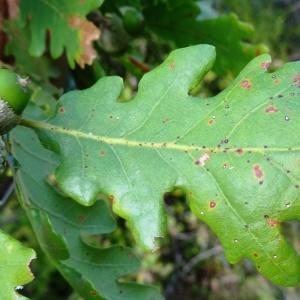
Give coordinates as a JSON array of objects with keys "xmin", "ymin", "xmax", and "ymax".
[
  {"xmin": 236, "ymin": 148, "xmax": 244, "ymax": 155},
  {"xmin": 273, "ymin": 79, "xmax": 281, "ymax": 85},
  {"xmin": 240, "ymin": 79, "xmax": 252, "ymax": 90},
  {"xmin": 208, "ymin": 119, "xmax": 215, "ymax": 125},
  {"xmin": 59, "ymin": 106, "xmax": 65, "ymax": 113},
  {"xmin": 169, "ymin": 63, "xmax": 176, "ymax": 70},
  {"xmin": 99, "ymin": 150, "xmax": 106, "ymax": 156},
  {"xmin": 69, "ymin": 15, "xmax": 100, "ymax": 68},
  {"xmin": 209, "ymin": 201, "xmax": 217, "ymax": 208},
  {"xmin": 253, "ymin": 165, "xmax": 264, "ymax": 179},
  {"xmin": 265, "ymin": 105, "xmax": 278, "ymax": 113}
]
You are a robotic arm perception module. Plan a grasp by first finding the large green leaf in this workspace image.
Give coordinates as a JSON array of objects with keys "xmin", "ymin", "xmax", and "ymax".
[
  {"xmin": 0, "ymin": 230, "xmax": 36, "ymax": 299},
  {"xmin": 144, "ymin": 0, "xmax": 267, "ymax": 75},
  {"xmin": 11, "ymin": 126, "xmax": 163, "ymax": 300},
  {"xmin": 19, "ymin": 0, "xmax": 102, "ymax": 68},
  {"xmin": 21, "ymin": 44, "xmax": 300, "ymax": 286}
]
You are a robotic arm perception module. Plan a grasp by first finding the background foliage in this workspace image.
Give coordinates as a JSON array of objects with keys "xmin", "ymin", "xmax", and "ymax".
[{"xmin": 1, "ymin": 0, "xmax": 300, "ymax": 299}]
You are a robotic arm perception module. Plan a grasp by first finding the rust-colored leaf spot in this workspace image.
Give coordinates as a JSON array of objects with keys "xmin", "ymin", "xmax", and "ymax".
[
  {"xmin": 273, "ymin": 79, "xmax": 281, "ymax": 85},
  {"xmin": 266, "ymin": 218, "xmax": 280, "ymax": 228},
  {"xmin": 169, "ymin": 63, "xmax": 176, "ymax": 70},
  {"xmin": 265, "ymin": 105, "xmax": 278, "ymax": 113},
  {"xmin": 69, "ymin": 15, "xmax": 100, "ymax": 68},
  {"xmin": 208, "ymin": 119, "xmax": 215, "ymax": 125},
  {"xmin": 261, "ymin": 62, "xmax": 270, "ymax": 70},
  {"xmin": 253, "ymin": 165, "xmax": 264, "ymax": 179},
  {"xmin": 293, "ymin": 74, "xmax": 300, "ymax": 86},
  {"xmin": 240, "ymin": 79, "xmax": 252, "ymax": 90},
  {"xmin": 236, "ymin": 148, "xmax": 244, "ymax": 155},
  {"xmin": 59, "ymin": 106, "xmax": 65, "ymax": 113},
  {"xmin": 209, "ymin": 201, "xmax": 217, "ymax": 208}
]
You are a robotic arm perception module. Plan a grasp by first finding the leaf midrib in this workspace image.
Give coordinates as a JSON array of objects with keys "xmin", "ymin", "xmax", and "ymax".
[{"xmin": 21, "ymin": 119, "xmax": 300, "ymax": 154}]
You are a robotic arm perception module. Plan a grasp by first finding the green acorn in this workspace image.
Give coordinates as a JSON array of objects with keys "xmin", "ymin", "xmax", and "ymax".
[
  {"xmin": 0, "ymin": 69, "xmax": 30, "ymax": 135},
  {"xmin": 120, "ymin": 6, "xmax": 145, "ymax": 35}
]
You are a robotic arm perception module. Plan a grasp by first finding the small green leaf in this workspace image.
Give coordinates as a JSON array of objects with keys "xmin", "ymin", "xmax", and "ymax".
[
  {"xmin": 19, "ymin": 0, "xmax": 103, "ymax": 68},
  {"xmin": 11, "ymin": 126, "xmax": 163, "ymax": 300},
  {"xmin": 0, "ymin": 230, "xmax": 36, "ymax": 299},
  {"xmin": 22, "ymin": 44, "xmax": 300, "ymax": 286},
  {"xmin": 4, "ymin": 20, "xmax": 59, "ymax": 84}
]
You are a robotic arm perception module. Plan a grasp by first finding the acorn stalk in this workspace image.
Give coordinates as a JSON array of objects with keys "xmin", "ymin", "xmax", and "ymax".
[{"xmin": 0, "ymin": 99, "xmax": 21, "ymax": 135}]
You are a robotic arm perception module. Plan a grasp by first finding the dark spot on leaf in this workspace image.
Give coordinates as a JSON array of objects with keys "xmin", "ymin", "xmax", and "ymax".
[
  {"xmin": 208, "ymin": 119, "xmax": 215, "ymax": 125},
  {"xmin": 59, "ymin": 106, "xmax": 65, "ymax": 113},
  {"xmin": 253, "ymin": 253, "xmax": 258, "ymax": 257},
  {"xmin": 99, "ymin": 150, "xmax": 106, "ymax": 156},
  {"xmin": 223, "ymin": 162, "xmax": 229, "ymax": 169},
  {"xmin": 236, "ymin": 148, "xmax": 243, "ymax": 155}
]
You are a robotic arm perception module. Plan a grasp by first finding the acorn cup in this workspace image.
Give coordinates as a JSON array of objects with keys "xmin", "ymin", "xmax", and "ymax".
[{"xmin": 0, "ymin": 69, "xmax": 30, "ymax": 135}]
